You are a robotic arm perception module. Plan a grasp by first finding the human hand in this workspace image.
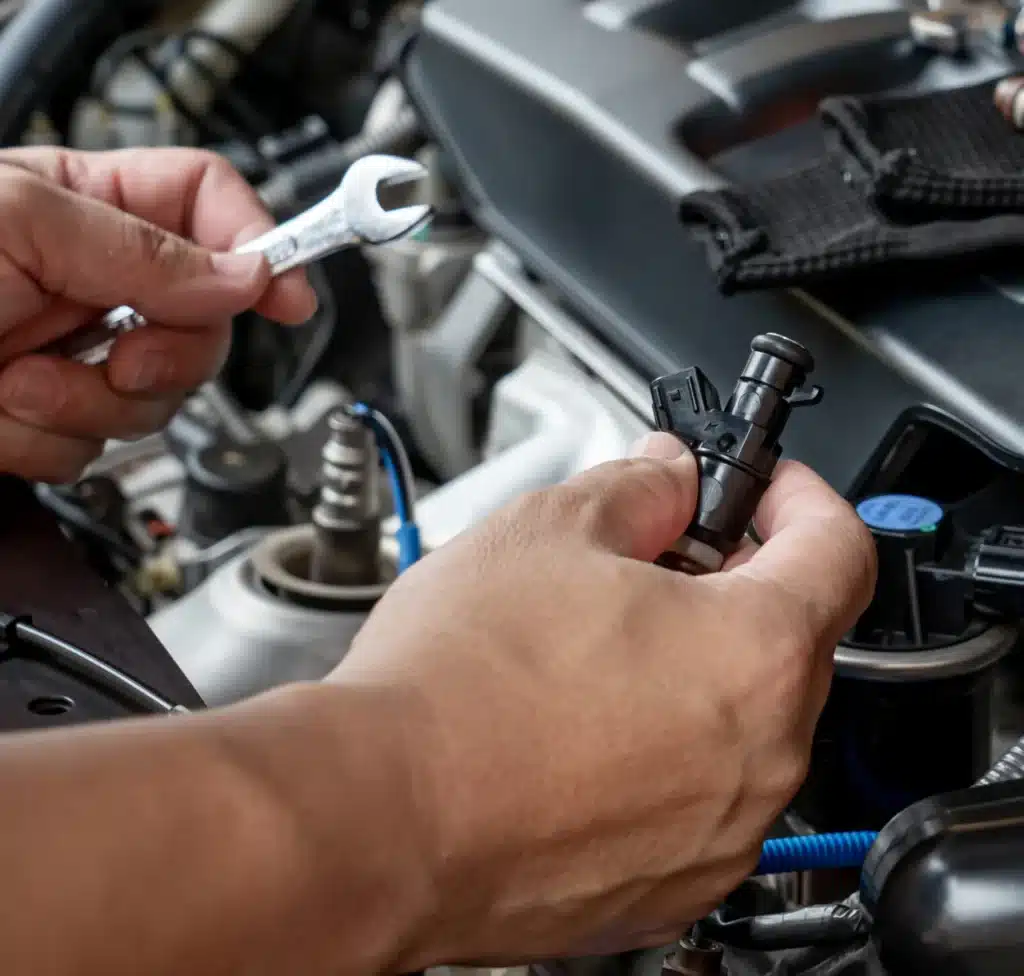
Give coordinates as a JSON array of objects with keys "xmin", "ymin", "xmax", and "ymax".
[
  {"xmin": 0, "ymin": 147, "xmax": 318, "ymax": 482},
  {"xmin": 335, "ymin": 434, "xmax": 877, "ymax": 967}
]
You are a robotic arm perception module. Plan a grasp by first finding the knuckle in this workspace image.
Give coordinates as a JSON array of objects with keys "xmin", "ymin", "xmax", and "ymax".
[
  {"xmin": 0, "ymin": 168, "xmax": 45, "ymax": 236},
  {"xmin": 125, "ymin": 219, "xmax": 193, "ymax": 275},
  {"xmin": 571, "ymin": 458, "xmax": 688, "ymax": 540},
  {"xmin": 740, "ymin": 581, "xmax": 817, "ymax": 662},
  {"xmin": 516, "ymin": 482, "xmax": 589, "ymax": 537},
  {"xmin": 754, "ymin": 745, "xmax": 811, "ymax": 805},
  {"xmin": 190, "ymin": 147, "xmax": 235, "ymax": 179},
  {"xmin": 0, "ymin": 164, "xmax": 41, "ymax": 206},
  {"xmin": 121, "ymin": 398, "xmax": 181, "ymax": 440}
]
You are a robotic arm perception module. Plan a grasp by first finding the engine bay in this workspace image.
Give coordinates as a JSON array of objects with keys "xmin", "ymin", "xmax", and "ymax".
[{"xmin": 5, "ymin": 0, "xmax": 1024, "ymax": 973}]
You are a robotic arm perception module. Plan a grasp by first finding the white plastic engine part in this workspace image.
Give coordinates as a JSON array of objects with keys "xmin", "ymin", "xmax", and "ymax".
[
  {"xmin": 75, "ymin": 0, "xmax": 301, "ymax": 149},
  {"xmin": 148, "ymin": 351, "xmax": 647, "ymax": 705}
]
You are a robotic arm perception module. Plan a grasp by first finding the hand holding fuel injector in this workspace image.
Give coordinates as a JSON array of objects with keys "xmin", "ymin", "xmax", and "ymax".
[
  {"xmin": 332, "ymin": 350, "xmax": 877, "ymax": 966},
  {"xmin": 0, "ymin": 142, "xmax": 877, "ymax": 975}
]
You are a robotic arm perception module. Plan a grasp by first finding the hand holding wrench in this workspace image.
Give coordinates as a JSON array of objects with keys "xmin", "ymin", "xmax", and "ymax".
[{"xmin": 50, "ymin": 154, "xmax": 433, "ymax": 366}]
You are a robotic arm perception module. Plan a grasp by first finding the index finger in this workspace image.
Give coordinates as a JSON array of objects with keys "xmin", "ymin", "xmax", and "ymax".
[{"xmin": 730, "ymin": 461, "xmax": 877, "ymax": 646}]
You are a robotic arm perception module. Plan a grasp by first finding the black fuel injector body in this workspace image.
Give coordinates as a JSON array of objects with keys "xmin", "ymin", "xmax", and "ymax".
[{"xmin": 650, "ymin": 333, "xmax": 823, "ymax": 574}]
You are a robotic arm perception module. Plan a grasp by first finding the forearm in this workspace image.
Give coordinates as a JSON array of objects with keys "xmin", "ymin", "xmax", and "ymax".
[{"xmin": 0, "ymin": 682, "xmax": 433, "ymax": 976}]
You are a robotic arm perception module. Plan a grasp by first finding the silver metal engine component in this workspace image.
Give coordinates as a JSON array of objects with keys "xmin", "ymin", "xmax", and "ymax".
[
  {"xmin": 149, "ymin": 529, "xmax": 396, "ymax": 707},
  {"xmin": 148, "ymin": 348, "xmax": 647, "ymax": 705},
  {"xmin": 310, "ymin": 411, "xmax": 383, "ymax": 587}
]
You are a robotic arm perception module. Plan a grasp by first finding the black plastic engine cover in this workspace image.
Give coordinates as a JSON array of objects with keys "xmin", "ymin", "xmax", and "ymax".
[
  {"xmin": 0, "ymin": 477, "xmax": 203, "ymax": 728},
  {"xmin": 404, "ymin": 0, "xmax": 1024, "ymax": 494}
]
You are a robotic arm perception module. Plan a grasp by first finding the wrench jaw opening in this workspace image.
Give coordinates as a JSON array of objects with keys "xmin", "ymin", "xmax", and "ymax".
[{"xmin": 342, "ymin": 154, "xmax": 435, "ymax": 246}]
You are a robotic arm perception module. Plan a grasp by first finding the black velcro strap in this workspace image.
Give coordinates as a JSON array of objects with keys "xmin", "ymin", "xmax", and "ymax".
[
  {"xmin": 680, "ymin": 154, "xmax": 1024, "ymax": 294},
  {"xmin": 821, "ymin": 80, "xmax": 1024, "ymax": 216}
]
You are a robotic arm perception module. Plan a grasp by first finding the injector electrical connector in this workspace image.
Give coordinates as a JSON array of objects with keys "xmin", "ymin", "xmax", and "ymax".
[{"xmin": 650, "ymin": 333, "xmax": 823, "ymax": 575}]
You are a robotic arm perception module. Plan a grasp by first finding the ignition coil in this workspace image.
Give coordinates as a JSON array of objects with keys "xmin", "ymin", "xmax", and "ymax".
[{"xmin": 650, "ymin": 333, "xmax": 823, "ymax": 574}]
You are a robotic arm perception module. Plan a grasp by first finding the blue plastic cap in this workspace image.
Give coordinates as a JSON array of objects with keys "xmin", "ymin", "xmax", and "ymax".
[{"xmin": 856, "ymin": 494, "xmax": 944, "ymax": 534}]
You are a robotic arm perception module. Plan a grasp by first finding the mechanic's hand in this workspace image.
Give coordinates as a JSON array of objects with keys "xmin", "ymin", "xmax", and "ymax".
[
  {"xmin": 0, "ymin": 147, "xmax": 317, "ymax": 482},
  {"xmin": 336, "ymin": 434, "xmax": 877, "ymax": 966}
]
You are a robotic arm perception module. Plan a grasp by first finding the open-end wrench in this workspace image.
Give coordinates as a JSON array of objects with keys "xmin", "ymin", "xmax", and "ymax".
[{"xmin": 50, "ymin": 154, "xmax": 434, "ymax": 367}]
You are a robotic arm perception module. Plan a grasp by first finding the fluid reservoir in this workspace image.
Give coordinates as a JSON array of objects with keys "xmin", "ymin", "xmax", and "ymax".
[{"xmin": 792, "ymin": 493, "xmax": 1016, "ymax": 832}]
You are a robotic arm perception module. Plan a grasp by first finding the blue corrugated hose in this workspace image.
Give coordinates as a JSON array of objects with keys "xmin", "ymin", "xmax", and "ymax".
[{"xmin": 755, "ymin": 831, "xmax": 879, "ymax": 875}]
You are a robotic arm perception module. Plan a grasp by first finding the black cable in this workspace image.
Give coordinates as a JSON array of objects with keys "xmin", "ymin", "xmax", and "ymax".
[
  {"xmin": 698, "ymin": 903, "xmax": 871, "ymax": 952},
  {"xmin": 259, "ymin": 104, "xmax": 422, "ymax": 213},
  {"xmin": 131, "ymin": 48, "xmax": 222, "ymax": 142},
  {"xmin": 175, "ymin": 31, "xmax": 276, "ymax": 142},
  {"xmin": 276, "ymin": 262, "xmax": 338, "ymax": 407},
  {"xmin": 35, "ymin": 484, "xmax": 142, "ymax": 566},
  {"xmin": 92, "ymin": 25, "xmax": 285, "ymax": 154},
  {"xmin": 0, "ymin": 611, "xmax": 184, "ymax": 714},
  {"xmin": 90, "ymin": 25, "xmax": 171, "ymax": 99}
]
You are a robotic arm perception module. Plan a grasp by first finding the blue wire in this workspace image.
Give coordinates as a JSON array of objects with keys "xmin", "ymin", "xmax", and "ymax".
[
  {"xmin": 755, "ymin": 831, "xmax": 879, "ymax": 875},
  {"xmin": 381, "ymin": 449, "xmax": 410, "ymax": 523},
  {"xmin": 350, "ymin": 402, "xmax": 421, "ymax": 573}
]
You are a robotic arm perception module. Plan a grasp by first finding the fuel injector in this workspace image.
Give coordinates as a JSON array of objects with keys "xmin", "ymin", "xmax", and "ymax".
[{"xmin": 650, "ymin": 333, "xmax": 823, "ymax": 575}]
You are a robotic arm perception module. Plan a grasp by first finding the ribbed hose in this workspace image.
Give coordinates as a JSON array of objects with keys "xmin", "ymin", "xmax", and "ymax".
[
  {"xmin": 259, "ymin": 106, "xmax": 422, "ymax": 213},
  {"xmin": 978, "ymin": 736, "xmax": 1024, "ymax": 786},
  {"xmin": 755, "ymin": 832, "xmax": 879, "ymax": 875}
]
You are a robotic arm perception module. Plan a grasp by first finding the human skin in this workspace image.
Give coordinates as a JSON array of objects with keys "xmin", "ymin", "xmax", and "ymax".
[
  {"xmin": 0, "ymin": 149, "xmax": 876, "ymax": 974},
  {"xmin": 0, "ymin": 146, "xmax": 317, "ymax": 481}
]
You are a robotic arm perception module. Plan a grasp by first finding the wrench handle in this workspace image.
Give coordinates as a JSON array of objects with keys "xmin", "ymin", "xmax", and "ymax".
[{"xmin": 46, "ymin": 195, "xmax": 358, "ymax": 367}]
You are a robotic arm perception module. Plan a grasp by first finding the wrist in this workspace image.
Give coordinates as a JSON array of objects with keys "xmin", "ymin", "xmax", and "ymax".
[{"xmin": 221, "ymin": 680, "xmax": 441, "ymax": 975}]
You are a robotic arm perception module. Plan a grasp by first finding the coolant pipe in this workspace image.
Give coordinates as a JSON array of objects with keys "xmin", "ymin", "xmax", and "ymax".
[{"xmin": 755, "ymin": 832, "xmax": 879, "ymax": 875}]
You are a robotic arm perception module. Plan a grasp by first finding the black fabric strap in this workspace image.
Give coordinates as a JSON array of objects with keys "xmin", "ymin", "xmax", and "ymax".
[
  {"xmin": 821, "ymin": 80, "xmax": 1024, "ymax": 215},
  {"xmin": 680, "ymin": 154, "xmax": 1024, "ymax": 294}
]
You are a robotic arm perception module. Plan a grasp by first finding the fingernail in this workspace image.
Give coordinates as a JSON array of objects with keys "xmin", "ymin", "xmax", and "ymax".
[
  {"xmin": 211, "ymin": 251, "xmax": 266, "ymax": 282},
  {"xmin": 114, "ymin": 349, "xmax": 168, "ymax": 393},
  {"xmin": 0, "ymin": 360, "xmax": 63, "ymax": 419},
  {"xmin": 629, "ymin": 432, "xmax": 686, "ymax": 460}
]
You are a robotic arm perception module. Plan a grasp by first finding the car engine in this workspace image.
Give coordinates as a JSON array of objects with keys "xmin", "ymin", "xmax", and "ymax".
[{"xmin": 5, "ymin": 0, "xmax": 1024, "ymax": 974}]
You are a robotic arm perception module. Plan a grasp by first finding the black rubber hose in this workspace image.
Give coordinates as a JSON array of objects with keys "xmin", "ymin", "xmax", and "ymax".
[
  {"xmin": 259, "ymin": 105, "xmax": 422, "ymax": 213},
  {"xmin": 0, "ymin": 0, "xmax": 150, "ymax": 145},
  {"xmin": 699, "ymin": 903, "xmax": 871, "ymax": 951}
]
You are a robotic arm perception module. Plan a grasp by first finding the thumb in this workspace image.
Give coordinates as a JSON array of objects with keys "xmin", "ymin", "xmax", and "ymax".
[
  {"xmin": 554, "ymin": 433, "xmax": 698, "ymax": 561},
  {"xmin": 0, "ymin": 168, "xmax": 269, "ymax": 327}
]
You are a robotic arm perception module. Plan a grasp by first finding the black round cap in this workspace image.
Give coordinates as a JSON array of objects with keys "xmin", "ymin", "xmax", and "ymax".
[
  {"xmin": 751, "ymin": 333, "xmax": 815, "ymax": 374},
  {"xmin": 179, "ymin": 441, "xmax": 290, "ymax": 546},
  {"xmin": 186, "ymin": 442, "xmax": 288, "ymax": 494}
]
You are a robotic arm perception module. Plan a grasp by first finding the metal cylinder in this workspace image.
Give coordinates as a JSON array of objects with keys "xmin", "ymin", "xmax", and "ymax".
[
  {"xmin": 663, "ymin": 935, "xmax": 724, "ymax": 976},
  {"xmin": 792, "ymin": 624, "xmax": 1017, "ymax": 832},
  {"xmin": 310, "ymin": 411, "xmax": 382, "ymax": 587}
]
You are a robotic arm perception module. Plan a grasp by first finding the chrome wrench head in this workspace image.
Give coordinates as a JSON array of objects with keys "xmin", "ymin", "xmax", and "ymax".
[{"xmin": 339, "ymin": 154, "xmax": 433, "ymax": 245}]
